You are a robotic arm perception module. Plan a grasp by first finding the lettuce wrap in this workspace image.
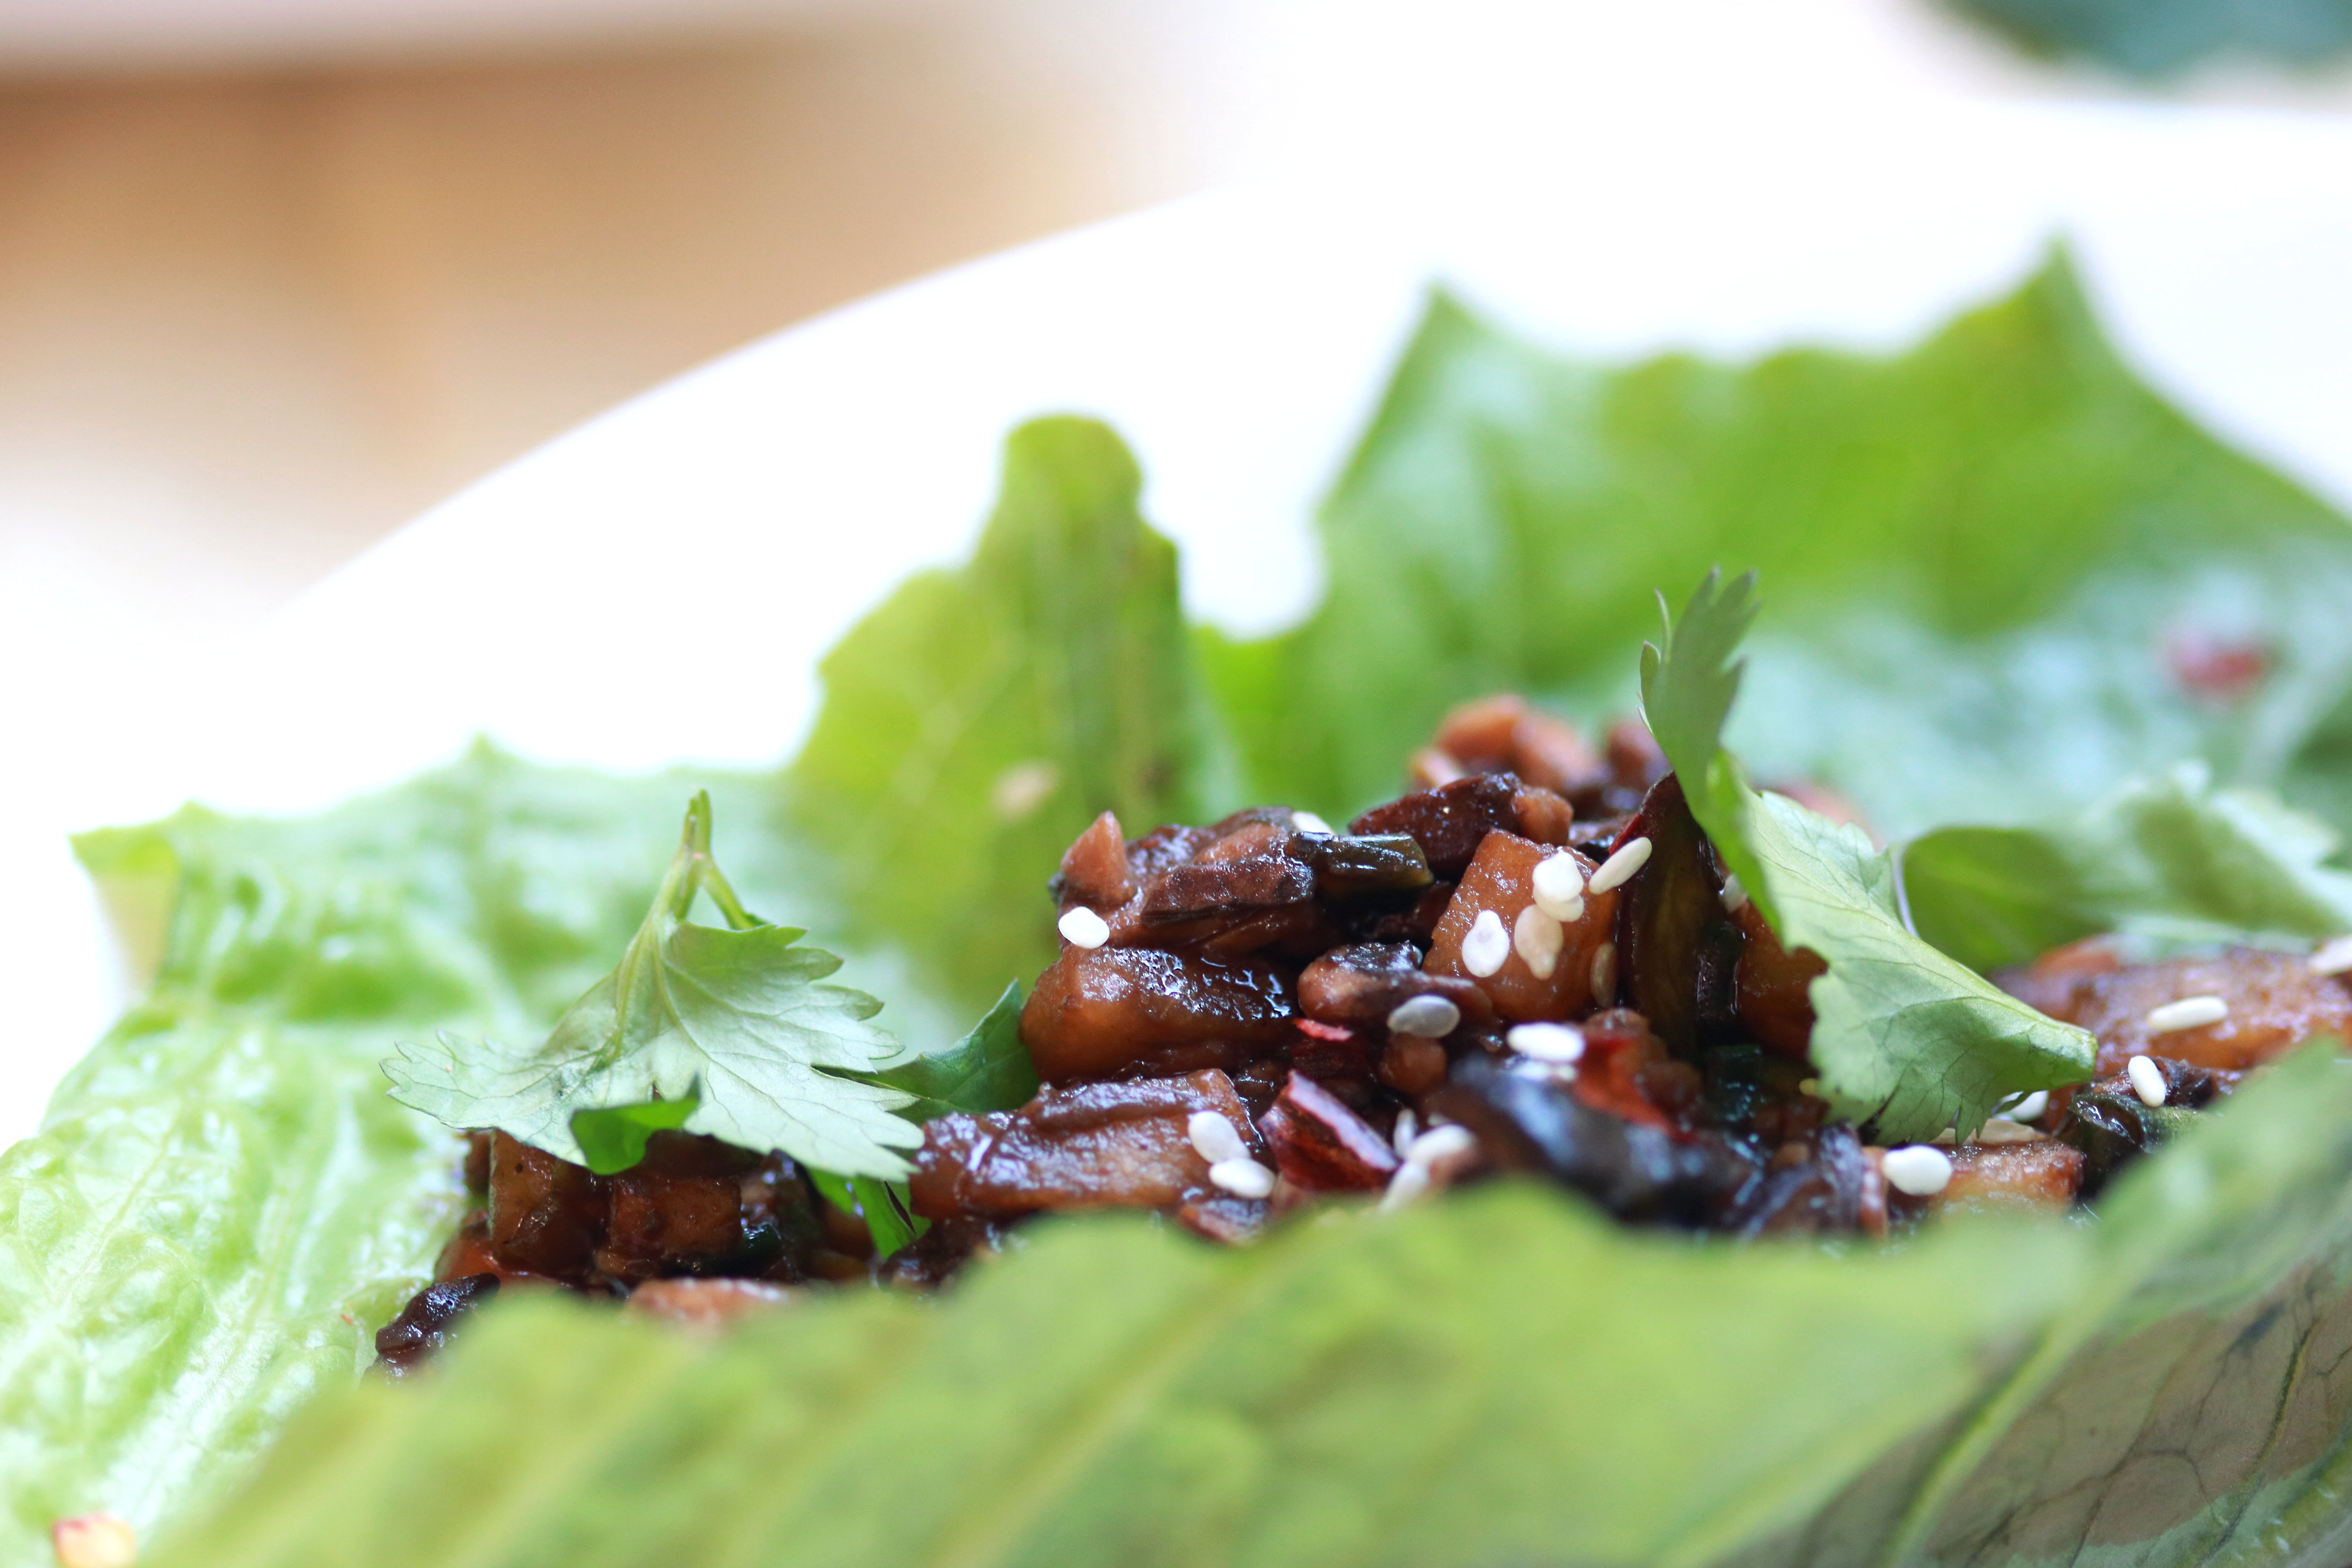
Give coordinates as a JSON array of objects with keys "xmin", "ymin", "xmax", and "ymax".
[{"xmin": 11, "ymin": 256, "xmax": 2352, "ymax": 1567}]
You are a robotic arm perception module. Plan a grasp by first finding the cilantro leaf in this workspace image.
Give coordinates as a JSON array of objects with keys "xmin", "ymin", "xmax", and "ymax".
[
  {"xmin": 1904, "ymin": 761, "xmax": 2352, "ymax": 971},
  {"xmin": 842, "ymin": 981, "xmax": 1038, "ymax": 1123},
  {"xmin": 1642, "ymin": 572, "xmax": 2096, "ymax": 1140},
  {"xmin": 384, "ymin": 793, "xmax": 920, "ymax": 1178}
]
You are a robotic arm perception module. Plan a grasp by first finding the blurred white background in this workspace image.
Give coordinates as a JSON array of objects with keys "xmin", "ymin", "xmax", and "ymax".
[
  {"xmin": 0, "ymin": 0, "xmax": 2336, "ymax": 717},
  {"xmin": 4, "ymin": 0, "xmax": 2350, "ymax": 697}
]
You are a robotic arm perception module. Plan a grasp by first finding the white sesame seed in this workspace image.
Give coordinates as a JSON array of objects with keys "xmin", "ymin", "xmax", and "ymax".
[
  {"xmin": 1882, "ymin": 1145, "xmax": 1954, "ymax": 1196},
  {"xmin": 1972, "ymin": 1117, "xmax": 2047, "ymax": 1145},
  {"xmin": 1998, "ymin": 1090, "xmax": 2048, "ymax": 1124},
  {"xmin": 1056, "ymin": 905, "xmax": 1110, "ymax": 949},
  {"xmin": 1506, "ymin": 1022, "xmax": 1586, "ymax": 1063},
  {"xmin": 1586, "ymin": 836, "xmax": 1654, "ymax": 895},
  {"xmin": 1391, "ymin": 1109, "xmax": 1418, "ymax": 1159},
  {"xmin": 1187, "ymin": 1111, "xmax": 1247, "ymax": 1165},
  {"xmin": 1589, "ymin": 940, "xmax": 1617, "ymax": 1005},
  {"xmin": 1720, "ymin": 873, "xmax": 1748, "ymax": 914},
  {"xmin": 1207, "ymin": 1156, "xmax": 1276, "ymax": 1199},
  {"xmin": 1406, "ymin": 1124, "xmax": 1477, "ymax": 1168},
  {"xmin": 1292, "ymin": 810, "xmax": 1334, "ymax": 837},
  {"xmin": 2125, "ymin": 1055, "xmax": 2168, "ymax": 1109},
  {"xmin": 1461, "ymin": 909, "xmax": 1511, "ymax": 977},
  {"xmin": 1530, "ymin": 852, "xmax": 1587, "ymax": 919},
  {"xmin": 1512, "ymin": 904, "xmax": 1564, "ymax": 979},
  {"xmin": 1387, "ymin": 994, "xmax": 1461, "ymax": 1038},
  {"xmin": 2311, "ymin": 935, "xmax": 2352, "ymax": 976},
  {"xmin": 1379, "ymin": 1160, "xmax": 1432, "ymax": 1212},
  {"xmin": 2145, "ymin": 995, "xmax": 2228, "ymax": 1034}
]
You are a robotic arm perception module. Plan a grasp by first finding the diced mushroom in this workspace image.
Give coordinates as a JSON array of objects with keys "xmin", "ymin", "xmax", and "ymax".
[
  {"xmin": 1350, "ymin": 774, "xmax": 1522, "ymax": 878},
  {"xmin": 1257, "ymin": 1072, "xmax": 1400, "ymax": 1192},
  {"xmin": 1141, "ymin": 852, "xmax": 1316, "ymax": 923},
  {"xmin": 1510, "ymin": 785, "xmax": 1576, "ymax": 848},
  {"xmin": 872, "ymin": 1216, "xmax": 1017, "ymax": 1289},
  {"xmin": 1929, "ymin": 1141, "xmax": 2085, "ymax": 1214},
  {"xmin": 1998, "ymin": 947, "xmax": 2352, "ymax": 1075},
  {"xmin": 486, "ymin": 1131, "xmax": 605, "ymax": 1279},
  {"xmin": 910, "ymin": 1069, "xmax": 1254, "ymax": 1219},
  {"xmin": 1297, "ymin": 942, "xmax": 1491, "ymax": 1031},
  {"xmin": 1569, "ymin": 1008, "xmax": 1702, "ymax": 1130},
  {"xmin": 1021, "ymin": 945, "xmax": 1298, "ymax": 1082},
  {"xmin": 1053, "ymin": 810, "xmax": 1136, "ymax": 910},
  {"xmin": 1432, "ymin": 694, "xmax": 1612, "ymax": 798},
  {"xmin": 1424, "ymin": 831, "xmax": 1619, "ymax": 1020},
  {"xmin": 1730, "ymin": 1123, "xmax": 1882, "ymax": 1236},
  {"xmin": 1427, "ymin": 1054, "xmax": 1758, "ymax": 1229},
  {"xmin": 1610, "ymin": 775, "xmax": 1733, "ymax": 1054},
  {"xmin": 374, "ymin": 1273, "xmax": 499, "ymax": 1377},
  {"xmin": 1730, "ymin": 896, "xmax": 1825, "ymax": 1060},
  {"xmin": 595, "ymin": 1132, "xmax": 762, "ymax": 1284}
]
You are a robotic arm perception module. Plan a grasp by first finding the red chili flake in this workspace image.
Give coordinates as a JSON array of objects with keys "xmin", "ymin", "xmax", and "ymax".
[
  {"xmin": 2167, "ymin": 630, "xmax": 2272, "ymax": 702},
  {"xmin": 1294, "ymin": 1018, "xmax": 1354, "ymax": 1042}
]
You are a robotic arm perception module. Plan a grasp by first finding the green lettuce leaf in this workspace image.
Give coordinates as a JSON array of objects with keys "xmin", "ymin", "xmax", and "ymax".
[
  {"xmin": 384, "ymin": 793, "xmax": 919, "ymax": 1179},
  {"xmin": 1204, "ymin": 257, "xmax": 2352, "ymax": 843},
  {"xmin": 143, "ymin": 1048, "xmax": 2352, "ymax": 1568},
  {"xmin": 2, "ymin": 750, "xmax": 722, "ymax": 1566},
  {"xmin": 1641, "ymin": 570, "xmax": 2096, "ymax": 1141},
  {"xmin": 1904, "ymin": 762, "xmax": 2352, "ymax": 972},
  {"xmin": 778, "ymin": 415, "xmax": 1233, "ymax": 1027}
]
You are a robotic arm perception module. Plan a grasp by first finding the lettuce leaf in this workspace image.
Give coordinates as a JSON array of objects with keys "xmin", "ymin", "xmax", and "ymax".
[
  {"xmin": 144, "ymin": 1188, "xmax": 2078, "ymax": 1568},
  {"xmin": 1203, "ymin": 257, "xmax": 2352, "ymax": 843},
  {"xmin": 778, "ymin": 415, "xmax": 1233, "ymax": 1027},
  {"xmin": 143, "ymin": 1048, "xmax": 2352, "ymax": 1568},
  {"xmin": 1, "ymin": 752, "xmax": 723, "ymax": 1565},
  {"xmin": 1904, "ymin": 762, "xmax": 2352, "ymax": 972},
  {"xmin": 1641, "ymin": 570, "xmax": 2095, "ymax": 1142}
]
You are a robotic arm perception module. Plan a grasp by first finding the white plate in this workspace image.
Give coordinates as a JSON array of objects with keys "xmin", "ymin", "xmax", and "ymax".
[{"xmin": 11, "ymin": 98, "xmax": 2352, "ymax": 1144}]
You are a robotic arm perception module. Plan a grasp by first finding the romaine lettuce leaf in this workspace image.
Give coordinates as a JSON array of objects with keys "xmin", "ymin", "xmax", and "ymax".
[{"xmin": 141, "ymin": 1048, "xmax": 2352, "ymax": 1568}]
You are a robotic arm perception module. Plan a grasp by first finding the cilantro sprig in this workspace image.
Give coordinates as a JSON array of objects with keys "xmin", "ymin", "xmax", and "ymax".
[
  {"xmin": 385, "ymin": 793, "xmax": 923, "ymax": 1178},
  {"xmin": 1641, "ymin": 572, "xmax": 2096, "ymax": 1141}
]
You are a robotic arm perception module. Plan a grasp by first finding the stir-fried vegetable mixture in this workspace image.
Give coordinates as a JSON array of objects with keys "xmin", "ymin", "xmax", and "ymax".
[{"xmin": 372, "ymin": 581, "xmax": 2352, "ymax": 1370}]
